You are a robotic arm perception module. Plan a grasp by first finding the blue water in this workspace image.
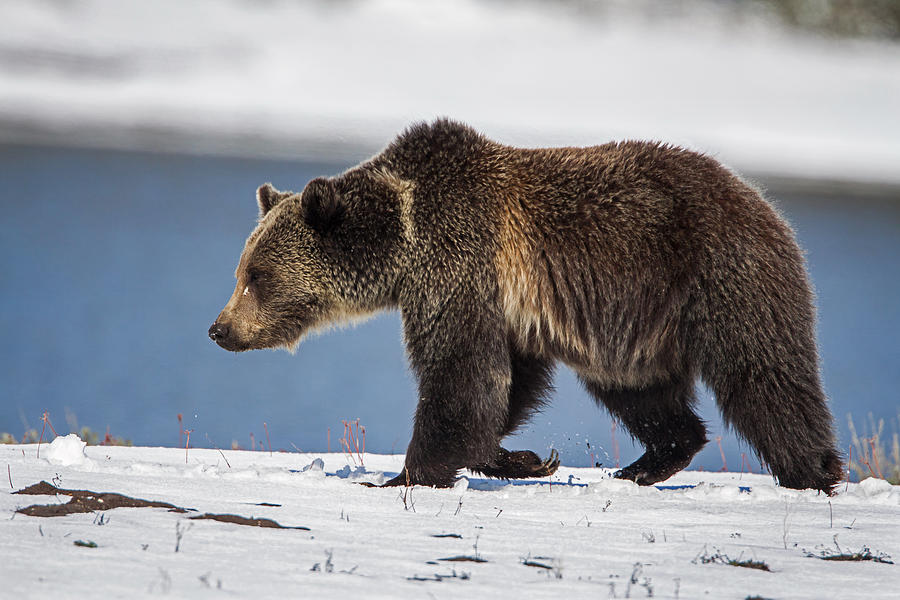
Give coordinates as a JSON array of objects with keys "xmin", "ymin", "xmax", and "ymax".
[{"xmin": 1, "ymin": 145, "xmax": 898, "ymax": 472}]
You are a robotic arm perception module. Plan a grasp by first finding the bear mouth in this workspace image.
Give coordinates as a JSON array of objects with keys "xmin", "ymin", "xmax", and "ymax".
[
  {"xmin": 212, "ymin": 336, "xmax": 253, "ymax": 353},
  {"xmin": 214, "ymin": 326, "xmax": 306, "ymax": 353}
]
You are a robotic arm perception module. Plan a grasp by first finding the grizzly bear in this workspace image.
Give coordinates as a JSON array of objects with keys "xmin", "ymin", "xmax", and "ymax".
[{"xmin": 210, "ymin": 118, "xmax": 843, "ymax": 493}]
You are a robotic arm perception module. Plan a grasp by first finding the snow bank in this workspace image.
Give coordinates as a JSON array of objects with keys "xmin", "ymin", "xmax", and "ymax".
[{"xmin": 2, "ymin": 439, "xmax": 898, "ymax": 598}]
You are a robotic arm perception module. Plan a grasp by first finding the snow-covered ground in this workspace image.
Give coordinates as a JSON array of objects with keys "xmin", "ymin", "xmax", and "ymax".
[
  {"xmin": 2, "ymin": 435, "xmax": 898, "ymax": 598},
  {"xmin": 2, "ymin": 0, "xmax": 900, "ymax": 185}
]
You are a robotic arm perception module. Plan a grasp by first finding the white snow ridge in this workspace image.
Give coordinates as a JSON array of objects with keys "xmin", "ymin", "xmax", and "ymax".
[{"xmin": 2, "ymin": 439, "xmax": 898, "ymax": 598}]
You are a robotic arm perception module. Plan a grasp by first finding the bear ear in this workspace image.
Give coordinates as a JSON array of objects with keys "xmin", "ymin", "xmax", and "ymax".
[
  {"xmin": 301, "ymin": 178, "xmax": 346, "ymax": 233},
  {"xmin": 257, "ymin": 183, "xmax": 293, "ymax": 217}
]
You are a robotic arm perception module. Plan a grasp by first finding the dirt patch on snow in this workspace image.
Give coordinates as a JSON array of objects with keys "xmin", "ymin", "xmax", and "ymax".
[
  {"xmin": 13, "ymin": 481, "xmax": 308, "ymax": 529},
  {"xmin": 14, "ymin": 480, "xmax": 187, "ymax": 516},
  {"xmin": 188, "ymin": 512, "xmax": 309, "ymax": 529}
]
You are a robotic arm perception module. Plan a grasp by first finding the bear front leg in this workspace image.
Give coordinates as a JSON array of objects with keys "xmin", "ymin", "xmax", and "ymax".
[
  {"xmin": 384, "ymin": 301, "xmax": 511, "ymax": 488},
  {"xmin": 468, "ymin": 351, "xmax": 559, "ymax": 480}
]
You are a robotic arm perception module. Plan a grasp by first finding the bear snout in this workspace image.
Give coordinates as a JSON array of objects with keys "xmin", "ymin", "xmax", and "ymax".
[{"xmin": 208, "ymin": 321, "xmax": 231, "ymax": 345}]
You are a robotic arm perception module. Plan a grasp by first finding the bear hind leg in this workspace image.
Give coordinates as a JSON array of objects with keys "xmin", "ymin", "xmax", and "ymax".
[
  {"xmin": 707, "ymin": 364, "xmax": 843, "ymax": 494},
  {"xmin": 582, "ymin": 377, "xmax": 708, "ymax": 485}
]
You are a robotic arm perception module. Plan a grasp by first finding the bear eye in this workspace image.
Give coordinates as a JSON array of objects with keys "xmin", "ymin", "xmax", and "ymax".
[{"xmin": 248, "ymin": 270, "xmax": 264, "ymax": 285}]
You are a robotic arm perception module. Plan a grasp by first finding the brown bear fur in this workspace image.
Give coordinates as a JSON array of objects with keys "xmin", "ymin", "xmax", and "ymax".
[{"xmin": 210, "ymin": 118, "xmax": 843, "ymax": 493}]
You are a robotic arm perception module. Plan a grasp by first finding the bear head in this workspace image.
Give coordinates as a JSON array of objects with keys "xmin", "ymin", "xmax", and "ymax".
[{"xmin": 209, "ymin": 172, "xmax": 407, "ymax": 352}]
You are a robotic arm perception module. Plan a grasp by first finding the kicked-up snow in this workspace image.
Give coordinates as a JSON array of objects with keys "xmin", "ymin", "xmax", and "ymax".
[{"xmin": 2, "ymin": 437, "xmax": 898, "ymax": 598}]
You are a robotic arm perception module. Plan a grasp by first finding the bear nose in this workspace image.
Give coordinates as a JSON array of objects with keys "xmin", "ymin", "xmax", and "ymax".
[{"xmin": 208, "ymin": 322, "xmax": 230, "ymax": 342}]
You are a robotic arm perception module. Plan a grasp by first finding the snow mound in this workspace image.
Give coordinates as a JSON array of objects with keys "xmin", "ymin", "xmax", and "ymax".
[
  {"xmin": 850, "ymin": 477, "xmax": 900, "ymax": 504},
  {"xmin": 43, "ymin": 434, "xmax": 94, "ymax": 469}
]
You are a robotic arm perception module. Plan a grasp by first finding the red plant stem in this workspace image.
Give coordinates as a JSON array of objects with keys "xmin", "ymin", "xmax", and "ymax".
[
  {"xmin": 184, "ymin": 429, "xmax": 194, "ymax": 464},
  {"xmin": 7, "ymin": 464, "xmax": 11, "ymax": 489},
  {"xmin": 858, "ymin": 438, "xmax": 878, "ymax": 478},
  {"xmin": 263, "ymin": 422, "xmax": 272, "ymax": 456},
  {"xmin": 342, "ymin": 421, "xmax": 354, "ymax": 465},
  {"xmin": 250, "ymin": 432, "xmax": 255, "ymax": 452},
  {"xmin": 327, "ymin": 428, "xmax": 331, "ymax": 453},
  {"xmin": 716, "ymin": 436, "xmax": 728, "ymax": 471},
  {"xmin": 177, "ymin": 413, "xmax": 183, "ymax": 448},
  {"xmin": 869, "ymin": 437, "xmax": 884, "ymax": 479},
  {"xmin": 339, "ymin": 420, "xmax": 368, "ymax": 466},
  {"xmin": 611, "ymin": 420, "xmax": 620, "ymax": 468},
  {"xmin": 37, "ymin": 419, "xmax": 46, "ymax": 459},
  {"xmin": 42, "ymin": 411, "xmax": 58, "ymax": 436},
  {"xmin": 37, "ymin": 410, "xmax": 58, "ymax": 458},
  {"xmin": 860, "ymin": 452, "xmax": 876, "ymax": 479}
]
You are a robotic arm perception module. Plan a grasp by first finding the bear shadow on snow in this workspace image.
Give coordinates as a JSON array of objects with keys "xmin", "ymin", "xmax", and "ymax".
[{"xmin": 210, "ymin": 119, "xmax": 843, "ymax": 494}]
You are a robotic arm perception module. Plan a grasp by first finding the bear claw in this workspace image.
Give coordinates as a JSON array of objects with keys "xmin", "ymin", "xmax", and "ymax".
[{"xmin": 471, "ymin": 447, "xmax": 560, "ymax": 480}]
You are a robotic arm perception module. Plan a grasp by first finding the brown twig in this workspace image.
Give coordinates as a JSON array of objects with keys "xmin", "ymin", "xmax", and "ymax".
[
  {"xmin": 859, "ymin": 441, "xmax": 877, "ymax": 479},
  {"xmin": 340, "ymin": 420, "xmax": 365, "ymax": 466},
  {"xmin": 845, "ymin": 445, "xmax": 852, "ymax": 492},
  {"xmin": 37, "ymin": 410, "xmax": 57, "ymax": 459},
  {"xmin": 611, "ymin": 420, "xmax": 620, "ymax": 468},
  {"xmin": 354, "ymin": 419, "xmax": 364, "ymax": 465},
  {"xmin": 204, "ymin": 434, "xmax": 231, "ymax": 468},
  {"xmin": 263, "ymin": 422, "xmax": 272, "ymax": 456},
  {"xmin": 43, "ymin": 411, "xmax": 58, "ymax": 436},
  {"xmin": 37, "ymin": 419, "xmax": 46, "ymax": 459},
  {"xmin": 7, "ymin": 464, "xmax": 12, "ymax": 489},
  {"xmin": 339, "ymin": 421, "xmax": 356, "ymax": 466},
  {"xmin": 184, "ymin": 429, "xmax": 194, "ymax": 464},
  {"xmin": 177, "ymin": 414, "xmax": 184, "ymax": 448},
  {"xmin": 869, "ymin": 437, "xmax": 884, "ymax": 479}
]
